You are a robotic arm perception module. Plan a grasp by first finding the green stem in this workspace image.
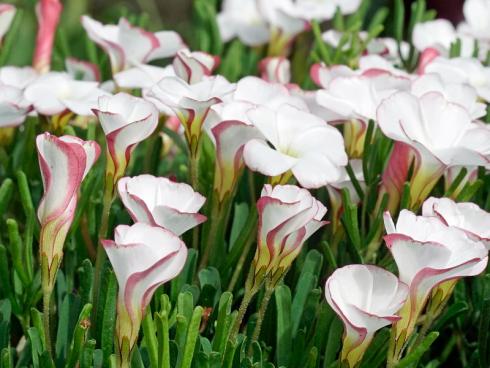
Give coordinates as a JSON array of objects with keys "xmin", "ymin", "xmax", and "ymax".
[
  {"xmin": 249, "ymin": 281, "xmax": 274, "ymax": 354},
  {"xmin": 92, "ymin": 173, "xmax": 114, "ymax": 334},
  {"xmin": 43, "ymin": 288, "xmax": 53, "ymax": 357},
  {"xmin": 227, "ymin": 218, "xmax": 257, "ymax": 292},
  {"xmin": 198, "ymin": 196, "xmax": 223, "ymax": 270},
  {"xmin": 228, "ymin": 268, "xmax": 257, "ymax": 343}
]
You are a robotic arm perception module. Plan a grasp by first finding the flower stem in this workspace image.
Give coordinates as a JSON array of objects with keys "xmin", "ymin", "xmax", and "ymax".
[
  {"xmin": 229, "ymin": 268, "xmax": 257, "ymax": 343},
  {"xmin": 43, "ymin": 288, "xmax": 53, "ymax": 357},
  {"xmin": 249, "ymin": 281, "xmax": 274, "ymax": 354},
  {"xmin": 92, "ymin": 172, "xmax": 114, "ymax": 335}
]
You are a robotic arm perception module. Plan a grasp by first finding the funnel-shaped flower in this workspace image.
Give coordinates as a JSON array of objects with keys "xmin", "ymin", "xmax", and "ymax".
[
  {"xmin": 411, "ymin": 74, "xmax": 486, "ymax": 120},
  {"xmin": 217, "ymin": 0, "xmax": 270, "ymax": 46},
  {"xmin": 423, "ymin": 197, "xmax": 490, "ymax": 250},
  {"xmin": 243, "ymin": 104, "xmax": 348, "ymax": 188},
  {"xmin": 257, "ymin": 0, "xmax": 309, "ymax": 55},
  {"xmin": 145, "ymin": 75, "xmax": 235, "ymax": 156},
  {"xmin": 93, "ymin": 93, "xmax": 158, "ymax": 194},
  {"xmin": 424, "ymin": 56, "xmax": 490, "ymax": 102},
  {"xmin": 259, "ymin": 57, "xmax": 291, "ymax": 84},
  {"xmin": 377, "ymin": 91, "xmax": 490, "ymax": 210},
  {"xmin": 102, "ymin": 223, "xmax": 187, "ymax": 367},
  {"xmin": 383, "ymin": 210, "xmax": 488, "ymax": 358},
  {"xmin": 24, "ymin": 72, "xmax": 109, "ymax": 116},
  {"xmin": 0, "ymin": 4, "xmax": 15, "ymax": 45},
  {"xmin": 316, "ymin": 71, "xmax": 409, "ymax": 157},
  {"xmin": 65, "ymin": 57, "xmax": 101, "ymax": 81},
  {"xmin": 33, "ymin": 0, "xmax": 62, "ymax": 74},
  {"xmin": 118, "ymin": 175, "xmax": 207, "ymax": 236},
  {"xmin": 37, "ymin": 133, "xmax": 100, "ymax": 291},
  {"xmin": 173, "ymin": 48, "xmax": 219, "ymax": 84},
  {"xmin": 253, "ymin": 184, "xmax": 327, "ymax": 286},
  {"xmin": 81, "ymin": 16, "xmax": 184, "ymax": 74},
  {"xmin": 0, "ymin": 84, "xmax": 32, "ymax": 127},
  {"xmin": 325, "ymin": 265, "xmax": 408, "ymax": 368},
  {"xmin": 204, "ymin": 101, "xmax": 263, "ymax": 201}
]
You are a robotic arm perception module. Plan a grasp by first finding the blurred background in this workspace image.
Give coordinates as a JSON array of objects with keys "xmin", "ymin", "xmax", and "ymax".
[{"xmin": 2, "ymin": 0, "xmax": 466, "ymax": 66}]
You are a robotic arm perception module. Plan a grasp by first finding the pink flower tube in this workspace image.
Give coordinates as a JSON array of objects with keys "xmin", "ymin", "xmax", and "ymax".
[
  {"xmin": 37, "ymin": 132, "xmax": 100, "ymax": 291},
  {"xmin": 33, "ymin": 0, "xmax": 62, "ymax": 74}
]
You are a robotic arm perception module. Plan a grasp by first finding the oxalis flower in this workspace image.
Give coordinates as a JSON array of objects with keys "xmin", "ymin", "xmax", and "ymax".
[
  {"xmin": 377, "ymin": 91, "xmax": 490, "ymax": 210},
  {"xmin": 383, "ymin": 210, "xmax": 488, "ymax": 360},
  {"xmin": 423, "ymin": 197, "xmax": 490, "ymax": 250},
  {"xmin": 316, "ymin": 71, "xmax": 409, "ymax": 158},
  {"xmin": 252, "ymin": 184, "xmax": 327, "ymax": 287},
  {"xmin": 325, "ymin": 265, "xmax": 408, "ymax": 368},
  {"xmin": 93, "ymin": 93, "xmax": 158, "ymax": 197},
  {"xmin": 102, "ymin": 223, "xmax": 187, "ymax": 368},
  {"xmin": 243, "ymin": 104, "xmax": 348, "ymax": 188},
  {"xmin": 145, "ymin": 75, "xmax": 235, "ymax": 157},
  {"xmin": 0, "ymin": 84, "xmax": 32, "ymax": 128},
  {"xmin": 33, "ymin": 0, "xmax": 62, "ymax": 74},
  {"xmin": 259, "ymin": 56, "xmax": 291, "ymax": 85},
  {"xmin": 81, "ymin": 15, "xmax": 184, "ymax": 74},
  {"xmin": 118, "ymin": 175, "xmax": 207, "ymax": 236},
  {"xmin": 37, "ymin": 133, "xmax": 100, "ymax": 292},
  {"xmin": 205, "ymin": 101, "xmax": 263, "ymax": 202},
  {"xmin": 0, "ymin": 4, "xmax": 15, "ymax": 45},
  {"xmin": 173, "ymin": 48, "xmax": 220, "ymax": 84}
]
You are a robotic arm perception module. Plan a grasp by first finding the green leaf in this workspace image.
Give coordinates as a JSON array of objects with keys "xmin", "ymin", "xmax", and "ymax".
[
  {"xmin": 65, "ymin": 303, "xmax": 92, "ymax": 368},
  {"xmin": 80, "ymin": 339, "xmax": 96, "ymax": 368},
  {"xmin": 478, "ymin": 298, "xmax": 490, "ymax": 368},
  {"xmin": 6, "ymin": 219, "xmax": 29, "ymax": 286},
  {"xmin": 180, "ymin": 306, "xmax": 204, "ymax": 368},
  {"xmin": 397, "ymin": 332, "xmax": 439, "ymax": 368},
  {"xmin": 212, "ymin": 292, "xmax": 234, "ymax": 354},
  {"xmin": 0, "ymin": 178, "xmax": 13, "ymax": 218},
  {"xmin": 275, "ymin": 285, "xmax": 292, "ymax": 367},
  {"xmin": 101, "ymin": 271, "xmax": 117, "ymax": 367},
  {"xmin": 142, "ymin": 307, "xmax": 158, "ymax": 368},
  {"xmin": 323, "ymin": 317, "xmax": 343, "ymax": 367},
  {"xmin": 155, "ymin": 308, "xmax": 171, "ymax": 368}
]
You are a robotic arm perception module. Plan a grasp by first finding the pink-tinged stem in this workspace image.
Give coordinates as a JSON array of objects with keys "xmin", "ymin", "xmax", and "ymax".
[{"xmin": 33, "ymin": 0, "xmax": 62, "ymax": 74}]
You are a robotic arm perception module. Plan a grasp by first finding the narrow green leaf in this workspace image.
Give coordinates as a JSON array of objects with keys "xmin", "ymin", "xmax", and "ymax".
[
  {"xmin": 397, "ymin": 332, "xmax": 439, "ymax": 368},
  {"xmin": 142, "ymin": 307, "xmax": 158, "ymax": 368},
  {"xmin": 101, "ymin": 272, "xmax": 117, "ymax": 367},
  {"xmin": 275, "ymin": 285, "xmax": 292, "ymax": 367},
  {"xmin": 180, "ymin": 306, "xmax": 203, "ymax": 368}
]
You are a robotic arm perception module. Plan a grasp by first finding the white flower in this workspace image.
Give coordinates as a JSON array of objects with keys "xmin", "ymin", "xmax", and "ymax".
[
  {"xmin": 325, "ymin": 265, "xmax": 408, "ymax": 368},
  {"xmin": 411, "ymin": 73, "xmax": 486, "ymax": 120},
  {"xmin": 412, "ymin": 19, "xmax": 457, "ymax": 53},
  {"xmin": 243, "ymin": 104, "xmax": 348, "ymax": 188},
  {"xmin": 217, "ymin": 0, "xmax": 270, "ymax": 46},
  {"xmin": 459, "ymin": 0, "xmax": 490, "ymax": 41},
  {"xmin": 0, "ymin": 66, "xmax": 38, "ymax": 89},
  {"xmin": 0, "ymin": 84, "xmax": 32, "ymax": 127},
  {"xmin": 118, "ymin": 175, "xmax": 207, "ymax": 236},
  {"xmin": 173, "ymin": 48, "xmax": 220, "ymax": 84},
  {"xmin": 424, "ymin": 56, "xmax": 490, "ymax": 102},
  {"xmin": 82, "ymin": 16, "xmax": 184, "ymax": 73},
  {"xmin": 24, "ymin": 72, "xmax": 109, "ymax": 116},
  {"xmin": 0, "ymin": 4, "xmax": 15, "ymax": 44},
  {"xmin": 423, "ymin": 197, "xmax": 490, "ymax": 250}
]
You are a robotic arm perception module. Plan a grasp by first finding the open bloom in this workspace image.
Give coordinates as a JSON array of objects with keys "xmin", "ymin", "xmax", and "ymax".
[
  {"xmin": 82, "ymin": 16, "xmax": 184, "ymax": 73},
  {"xmin": 384, "ymin": 210, "xmax": 488, "ymax": 359},
  {"xmin": 424, "ymin": 56, "xmax": 490, "ymax": 102},
  {"xmin": 0, "ymin": 4, "xmax": 15, "ymax": 45},
  {"xmin": 102, "ymin": 223, "xmax": 187, "ymax": 367},
  {"xmin": 259, "ymin": 57, "xmax": 291, "ymax": 84},
  {"xmin": 377, "ymin": 91, "xmax": 490, "ymax": 210},
  {"xmin": 459, "ymin": 0, "xmax": 490, "ymax": 42},
  {"xmin": 411, "ymin": 73, "xmax": 486, "ymax": 120},
  {"xmin": 257, "ymin": 0, "xmax": 310, "ymax": 55},
  {"xmin": 118, "ymin": 175, "xmax": 207, "ymax": 236},
  {"xmin": 37, "ymin": 133, "xmax": 100, "ymax": 292},
  {"xmin": 253, "ymin": 184, "xmax": 327, "ymax": 286},
  {"xmin": 173, "ymin": 48, "xmax": 219, "ymax": 84},
  {"xmin": 65, "ymin": 57, "xmax": 101, "ymax": 81},
  {"xmin": 146, "ymin": 75, "xmax": 235, "ymax": 156},
  {"xmin": 0, "ymin": 66, "xmax": 38, "ymax": 88},
  {"xmin": 243, "ymin": 104, "xmax": 348, "ymax": 188},
  {"xmin": 325, "ymin": 265, "xmax": 408, "ymax": 368},
  {"xmin": 33, "ymin": 0, "xmax": 62, "ymax": 74},
  {"xmin": 423, "ymin": 197, "xmax": 490, "ymax": 250},
  {"xmin": 412, "ymin": 19, "xmax": 457, "ymax": 54},
  {"xmin": 24, "ymin": 72, "xmax": 109, "ymax": 116},
  {"xmin": 316, "ymin": 71, "xmax": 409, "ymax": 157},
  {"xmin": 0, "ymin": 84, "xmax": 32, "ymax": 127},
  {"xmin": 93, "ymin": 93, "xmax": 158, "ymax": 193},
  {"xmin": 217, "ymin": 0, "xmax": 270, "ymax": 46}
]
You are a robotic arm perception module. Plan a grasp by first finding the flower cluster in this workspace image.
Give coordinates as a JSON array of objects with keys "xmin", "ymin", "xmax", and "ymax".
[{"xmin": 1, "ymin": 0, "xmax": 489, "ymax": 367}]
